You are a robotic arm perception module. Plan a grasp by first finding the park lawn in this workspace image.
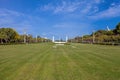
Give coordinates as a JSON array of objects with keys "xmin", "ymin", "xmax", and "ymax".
[{"xmin": 0, "ymin": 43, "xmax": 120, "ymax": 80}]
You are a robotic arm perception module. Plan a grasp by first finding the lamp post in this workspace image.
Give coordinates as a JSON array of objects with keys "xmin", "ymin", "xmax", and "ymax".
[
  {"xmin": 82, "ymin": 35, "xmax": 83, "ymax": 43},
  {"xmin": 36, "ymin": 35, "xmax": 38, "ymax": 43},
  {"xmin": 92, "ymin": 31, "xmax": 95, "ymax": 43},
  {"xmin": 23, "ymin": 29, "xmax": 26, "ymax": 43}
]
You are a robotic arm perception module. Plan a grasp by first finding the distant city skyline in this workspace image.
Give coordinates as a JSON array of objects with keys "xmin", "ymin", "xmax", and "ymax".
[{"xmin": 0, "ymin": 0, "xmax": 120, "ymax": 39}]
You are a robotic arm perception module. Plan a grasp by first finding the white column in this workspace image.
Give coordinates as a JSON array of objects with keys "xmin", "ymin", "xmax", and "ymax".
[
  {"xmin": 66, "ymin": 36, "xmax": 68, "ymax": 42},
  {"xmin": 82, "ymin": 35, "xmax": 83, "ymax": 43},
  {"xmin": 52, "ymin": 36, "xmax": 55, "ymax": 42},
  {"xmin": 36, "ymin": 35, "xmax": 37, "ymax": 42},
  {"xmin": 24, "ymin": 31, "xmax": 26, "ymax": 43},
  {"xmin": 107, "ymin": 26, "xmax": 110, "ymax": 31},
  {"xmin": 92, "ymin": 31, "xmax": 95, "ymax": 43}
]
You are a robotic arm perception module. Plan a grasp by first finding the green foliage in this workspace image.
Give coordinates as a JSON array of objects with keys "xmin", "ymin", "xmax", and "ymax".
[
  {"xmin": 106, "ymin": 30, "xmax": 114, "ymax": 35},
  {"xmin": 94, "ymin": 30, "xmax": 107, "ymax": 36},
  {"xmin": 0, "ymin": 28, "xmax": 19, "ymax": 43},
  {"xmin": 71, "ymin": 22, "xmax": 120, "ymax": 44},
  {"xmin": 83, "ymin": 35, "xmax": 91, "ymax": 38},
  {"xmin": 0, "ymin": 28, "xmax": 51, "ymax": 44},
  {"xmin": 114, "ymin": 22, "xmax": 120, "ymax": 34}
]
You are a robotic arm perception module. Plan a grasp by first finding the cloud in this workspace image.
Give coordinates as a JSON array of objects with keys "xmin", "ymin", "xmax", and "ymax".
[
  {"xmin": 54, "ymin": 1, "xmax": 80, "ymax": 13},
  {"xmin": 89, "ymin": 5, "xmax": 120, "ymax": 19},
  {"xmin": 40, "ymin": 1, "xmax": 81, "ymax": 14},
  {"xmin": 94, "ymin": 0, "xmax": 104, "ymax": 4},
  {"xmin": 52, "ymin": 22, "xmax": 94, "ymax": 34},
  {"xmin": 40, "ymin": 0, "xmax": 104, "ymax": 14},
  {"xmin": 40, "ymin": 4, "xmax": 54, "ymax": 11},
  {"xmin": 0, "ymin": 8, "xmax": 24, "ymax": 17},
  {"xmin": 0, "ymin": 8, "xmax": 33, "ymax": 34},
  {"xmin": 0, "ymin": 9, "xmax": 24, "ymax": 25}
]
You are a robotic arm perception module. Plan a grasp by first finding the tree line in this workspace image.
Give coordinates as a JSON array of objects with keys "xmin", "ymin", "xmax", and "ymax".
[
  {"xmin": 0, "ymin": 28, "xmax": 51, "ymax": 44},
  {"xmin": 0, "ymin": 22, "xmax": 120, "ymax": 45},
  {"xmin": 69, "ymin": 22, "xmax": 120, "ymax": 45}
]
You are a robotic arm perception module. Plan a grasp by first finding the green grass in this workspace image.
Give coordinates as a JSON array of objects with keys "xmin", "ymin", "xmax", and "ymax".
[{"xmin": 0, "ymin": 43, "xmax": 120, "ymax": 80}]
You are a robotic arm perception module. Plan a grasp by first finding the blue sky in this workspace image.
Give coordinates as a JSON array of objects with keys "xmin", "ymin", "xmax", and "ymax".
[{"xmin": 0, "ymin": 0, "xmax": 120, "ymax": 39}]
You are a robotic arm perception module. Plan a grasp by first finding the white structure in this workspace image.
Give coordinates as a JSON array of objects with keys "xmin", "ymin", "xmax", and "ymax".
[
  {"xmin": 107, "ymin": 26, "xmax": 110, "ymax": 31},
  {"xmin": 36, "ymin": 35, "xmax": 38, "ymax": 42},
  {"xmin": 52, "ymin": 36, "xmax": 55, "ymax": 42},
  {"xmin": 52, "ymin": 36, "xmax": 68, "ymax": 44},
  {"xmin": 66, "ymin": 36, "xmax": 68, "ymax": 42}
]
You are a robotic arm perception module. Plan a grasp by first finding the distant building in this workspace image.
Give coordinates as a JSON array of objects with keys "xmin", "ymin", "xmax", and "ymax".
[{"xmin": 52, "ymin": 36, "xmax": 68, "ymax": 44}]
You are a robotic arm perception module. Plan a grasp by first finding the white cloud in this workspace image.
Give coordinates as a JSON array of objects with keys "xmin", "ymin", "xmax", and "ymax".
[
  {"xmin": 111, "ymin": 3, "xmax": 115, "ymax": 6},
  {"xmin": 90, "ymin": 5, "xmax": 120, "ymax": 19},
  {"xmin": 94, "ymin": 0, "xmax": 104, "ymax": 4},
  {"xmin": 80, "ymin": 4, "xmax": 92, "ymax": 14},
  {"xmin": 41, "ymin": 1, "xmax": 81, "ymax": 14},
  {"xmin": 40, "ymin": 4, "xmax": 54, "ymax": 11},
  {"xmin": 0, "ymin": 9, "xmax": 33, "ymax": 33},
  {"xmin": 54, "ymin": 1, "xmax": 81, "ymax": 13},
  {"xmin": 53, "ymin": 22, "xmax": 93, "ymax": 30},
  {"xmin": 40, "ymin": 0, "xmax": 104, "ymax": 14},
  {"xmin": 0, "ymin": 8, "xmax": 24, "ymax": 17},
  {"xmin": 52, "ymin": 22, "xmax": 94, "ymax": 37}
]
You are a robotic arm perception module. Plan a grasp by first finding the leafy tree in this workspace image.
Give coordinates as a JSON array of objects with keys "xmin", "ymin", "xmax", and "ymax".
[
  {"xmin": 94, "ymin": 30, "xmax": 107, "ymax": 37},
  {"xmin": 27, "ymin": 34, "xmax": 33, "ymax": 43},
  {"xmin": 114, "ymin": 22, "xmax": 120, "ymax": 34},
  {"xmin": 106, "ymin": 30, "xmax": 114, "ymax": 35},
  {"xmin": 0, "ymin": 28, "xmax": 20, "ymax": 43},
  {"xmin": 0, "ymin": 28, "xmax": 7, "ymax": 43}
]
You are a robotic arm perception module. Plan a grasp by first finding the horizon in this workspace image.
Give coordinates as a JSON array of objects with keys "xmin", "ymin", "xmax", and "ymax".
[{"xmin": 0, "ymin": 0, "xmax": 120, "ymax": 39}]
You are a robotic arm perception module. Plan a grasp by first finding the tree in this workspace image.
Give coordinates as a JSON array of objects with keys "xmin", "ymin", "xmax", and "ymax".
[
  {"xmin": 106, "ymin": 30, "xmax": 114, "ymax": 35},
  {"xmin": 94, "ymin": 30, "xmax": 107, "ymax": 37},
  {"xmin": 0, "ymin": 28, "xmax": 20, "ymax": 43},
  {"xmin": 27, "ymin": 34, "xmax": 33, "ymax": 43},
  {"xmin": 114, "ymin": 22, "xmax": 120, "ymax": 34},
  {"xmin": 0, "ymin": 28, "xmax": 7, "ymax": 43}
]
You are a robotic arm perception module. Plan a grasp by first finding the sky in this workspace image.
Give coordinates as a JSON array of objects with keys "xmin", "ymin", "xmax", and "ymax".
[{"xmin": 0, "ymin": 0, "xmax": 120, "ymax": 39}]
